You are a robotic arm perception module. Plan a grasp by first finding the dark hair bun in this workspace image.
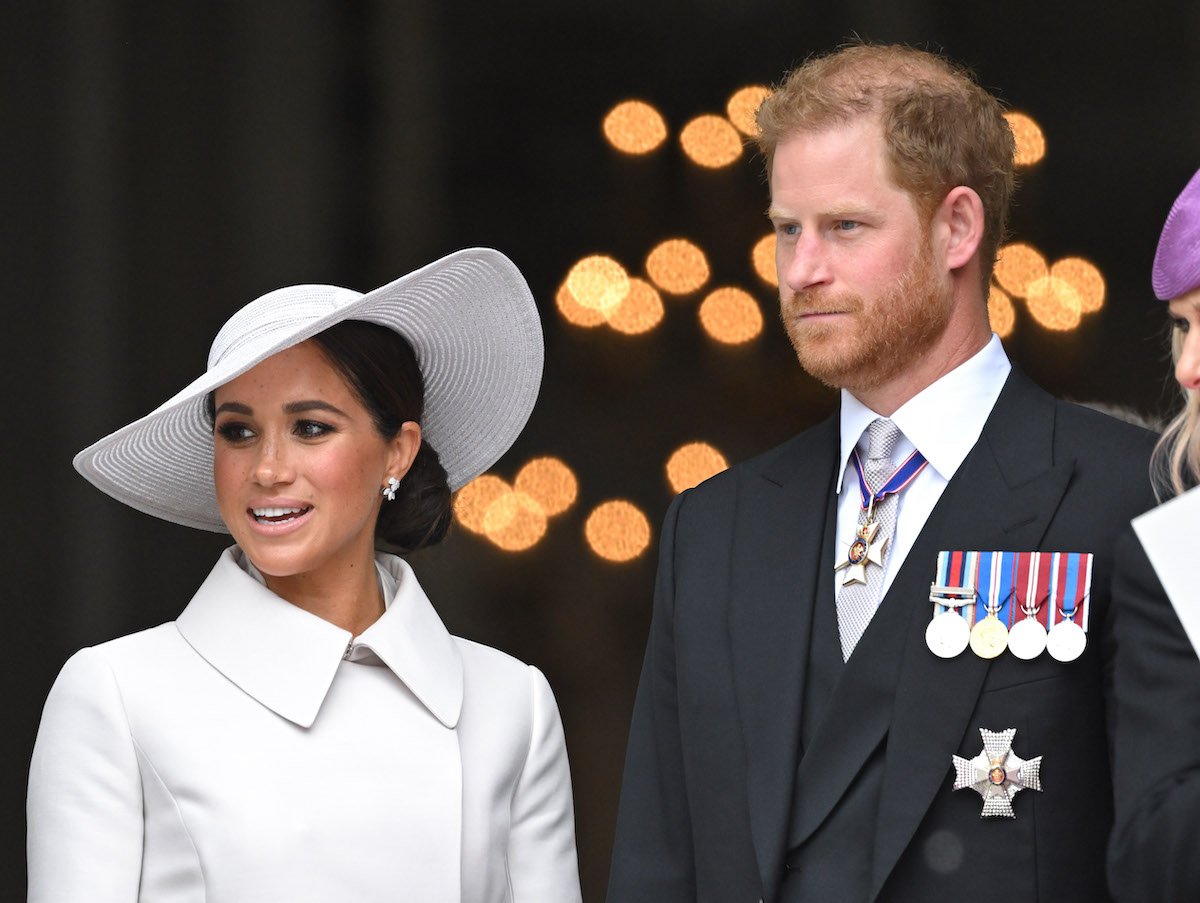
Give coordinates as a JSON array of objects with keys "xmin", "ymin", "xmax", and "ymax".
[{"xmin": 377, "ymin": 439, "xmax": 453, "ymax": 552}]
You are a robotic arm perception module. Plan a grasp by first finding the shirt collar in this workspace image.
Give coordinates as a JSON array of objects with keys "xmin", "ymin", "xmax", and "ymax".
[
  {"xmin": 176, "ymin": 547, "xmax": 463, "ymax": 730},
  {"xmin": 835, "ymin": 333, "xmax": 1011, "ymax": 492}
]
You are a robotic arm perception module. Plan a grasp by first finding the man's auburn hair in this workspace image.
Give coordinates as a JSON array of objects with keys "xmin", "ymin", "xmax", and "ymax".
[{"xmin": 756, "ymin": 43, "xmax": 1016, "ymax": 290}]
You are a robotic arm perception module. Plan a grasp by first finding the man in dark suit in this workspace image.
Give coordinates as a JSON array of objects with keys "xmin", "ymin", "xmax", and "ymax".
[{"xmin": 608, "ymin": 44, "xmax": 1156, "ymax": 902}]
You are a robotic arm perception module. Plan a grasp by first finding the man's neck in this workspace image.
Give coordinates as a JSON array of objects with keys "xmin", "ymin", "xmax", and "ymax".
[{"xmin": 851, "ymin": 326, "xmax": 992, "ymax": 416}]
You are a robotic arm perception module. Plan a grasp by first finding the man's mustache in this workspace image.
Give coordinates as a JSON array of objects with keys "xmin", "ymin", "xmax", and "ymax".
[{"xmin": 782, "ymin": 289, "xmax": 863, "ymax": 316}]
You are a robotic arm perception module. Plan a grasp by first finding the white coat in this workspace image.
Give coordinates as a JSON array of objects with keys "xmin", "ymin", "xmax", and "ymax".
[{"xmin": 27, "ymin": 547, "xmax": 582, "ymax": 902}]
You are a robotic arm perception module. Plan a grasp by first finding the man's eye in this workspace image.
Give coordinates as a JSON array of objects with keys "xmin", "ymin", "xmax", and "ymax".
[
  {"xmin": 775, "ymin": 222, "xmax": 799, "ymax": 237},
  {"xmin": 835, "ymin": 220, "xmax": 860, "ymax": 231}
]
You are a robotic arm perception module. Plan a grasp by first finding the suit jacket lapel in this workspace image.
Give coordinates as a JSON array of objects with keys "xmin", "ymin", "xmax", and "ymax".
[
  {"xmin": 868, "ymin": 369, "xmax": 1074, "ymax": 898},
  {"xmin": 729, "ymin": 414, "xmax": 838, "ymax": 895}
]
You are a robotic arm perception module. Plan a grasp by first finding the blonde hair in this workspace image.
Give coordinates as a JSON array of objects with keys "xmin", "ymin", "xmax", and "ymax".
[
  {"xmin": 1152, "ymin": 327, "xmax": 1200, "ymax": 499},
  {"xmin": 755, "ymin": 43, "xmax": 1015, "ymax": 291}
]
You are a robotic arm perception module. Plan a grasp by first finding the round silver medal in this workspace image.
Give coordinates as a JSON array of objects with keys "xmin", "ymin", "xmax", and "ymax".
[
  {"xmin": 1007, "ymin": 617, "xmax": 1048, "ymax": 660},
  {"xmin": 926, "ymin": 610, "xmax": 971, "ymax": 659},
  {"xmin": 1046, "ymin": 619, "xmax": 1087, "ymax": 662}
]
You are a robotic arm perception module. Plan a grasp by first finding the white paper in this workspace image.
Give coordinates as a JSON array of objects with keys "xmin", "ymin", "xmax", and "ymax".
[{"xmin": 1132, "ymin": 485, "xmax": 1200, "ymax": 656}]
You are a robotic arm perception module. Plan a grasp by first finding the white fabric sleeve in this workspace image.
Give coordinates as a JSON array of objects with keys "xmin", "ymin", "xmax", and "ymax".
[
  {"xmin": 28, "ymin": 647, "xmax": 144, "ymax": 902},
  {"xmin": 506, "ymin": 666, "xmax": 582, "ymax": 902}
]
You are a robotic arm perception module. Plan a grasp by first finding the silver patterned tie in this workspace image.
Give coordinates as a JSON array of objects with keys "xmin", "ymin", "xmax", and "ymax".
[{"xmin": 836, "ymin": 418, "xmax": 902, "ymax": 660}]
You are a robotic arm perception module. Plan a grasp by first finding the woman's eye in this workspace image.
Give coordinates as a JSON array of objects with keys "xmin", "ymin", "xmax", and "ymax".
[
  {"xmin": 1173, "ymin": 317, "xmax": 1190, "ymax": 334},
  {"xmin": 295, "ymin": 420, "xmax": 334, "ymax": 439},
  {"xmin": 216, "ymin": 422, "xmax": 254, "ymax": 443}
]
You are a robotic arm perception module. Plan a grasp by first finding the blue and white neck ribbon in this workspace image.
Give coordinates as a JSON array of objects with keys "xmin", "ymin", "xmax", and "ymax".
[{"xmin": 851, "ymin": 446, "xmax": 929, "ymax": 514}]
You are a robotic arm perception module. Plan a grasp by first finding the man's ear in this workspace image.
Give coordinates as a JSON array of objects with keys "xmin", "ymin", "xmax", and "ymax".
[{"xmin": 935, "ymin": 186, "xmax": 985, "ymax": 271}]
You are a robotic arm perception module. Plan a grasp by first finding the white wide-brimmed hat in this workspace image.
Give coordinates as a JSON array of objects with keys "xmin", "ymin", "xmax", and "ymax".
[{"xmin": 74, "ymin": 247, "xmax": 543, "ymax": 532}]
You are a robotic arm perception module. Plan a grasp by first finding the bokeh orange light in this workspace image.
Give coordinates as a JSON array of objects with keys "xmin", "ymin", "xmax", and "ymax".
[
  {"xmin": 1005, "ymin": 111, "xmax": 1046, "ymax": 167},
  {"xmin": 454, "ymin": 475, "xmax": 511, "ymax": 534},
  {"xmin": 603, "ymin": 100, "xmax": 668, "ymax": 155},
  {"xmin": 994, "ymin": 242, "xmax": 1048, "ymax": 297},
  {"xmin": 1051, "ymin": 257, "xmax": 1105, "ymax": 313},
  {"xmin": 725, "ymin": 85, "xmax": 771, "ymax": 137},
  {"xmin": 608, "ymin": 277, "xmax": 665, "ymax": 335},
  {"xmin": 555, "ymin": 280, "xmax": 607, "ymax": 328},
  {"xmin": 699, "ymin": 287, "xmax": 763, "ymax": 344},
  {"xmin": 752, "ymin": 234, "xmax": 777, "ymax": 286},
  {"xmin": 585, "ymin": 500, "xmax": 652, "ymax": 562},
  {"xmin": 483, "ymin": 490, "xmax": 548, "ymax": 552},
  {"xmin": 645, "ymin": 239, "xmax": 710, "ymax": 295},
  {"xmin": 566, "ymin": 255, "xmax": 630, "ymax": 315},
  {"xmin": 666, "ymin": 442, "xmax": 729, "ymax": 494},
  {"xmin": 514, "ymin": 457, "xmax": 578, "ymax": 517},
  {"xmin": 988, "ymin": 285, "xmax": 1016, "ymax": 339},
  {"xmin": 680, "ymin": 115, "xmax": 743, "ymax": 168},
  {"xmin": 1024, "ymin": 275, "xmax": 1082, "ymax": 331}
]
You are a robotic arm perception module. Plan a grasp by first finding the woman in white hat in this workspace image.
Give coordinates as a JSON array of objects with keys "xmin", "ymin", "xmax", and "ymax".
[{"xmin": 27, "ymin": 248, "xmax": 582, "ymax": 902}]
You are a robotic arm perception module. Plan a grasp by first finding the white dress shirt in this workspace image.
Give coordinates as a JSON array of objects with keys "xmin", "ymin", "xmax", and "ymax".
[
  {"xmin": 834, "ymin": 333, "xmax": 1012, "ymax": 600},
  {"xmin": 28, "ymin": 547, "xmax": 582, "ymax": 903}
]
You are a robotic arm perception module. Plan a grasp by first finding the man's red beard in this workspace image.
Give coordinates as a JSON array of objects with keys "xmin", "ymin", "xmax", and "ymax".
[{"xmin": 780, "ymin": 236, "xmax": 950, "ymax": 393}]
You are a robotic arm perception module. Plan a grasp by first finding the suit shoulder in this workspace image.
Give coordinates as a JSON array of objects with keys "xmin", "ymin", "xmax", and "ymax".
[
  {"xmin": 679, "ymin": 424, "xmax": 829, "ymax": 501},
  {"xmin": 453, "ymin": 638, "xmax": 561, "ymax": 729},
  {"xmin": 454, "ymin": 636, "xmax": 539, "ymax": 685},
  {"xmin": 40, "ymin": 624, "xmax": 179, "ymax": 730},
  {"xmin": 1055, "ymin": 397, "xmax": 1155, "ymax": 439},
  {"xmin": 1054, "ymin": 399, "xmax": 1157, "ymax": 458},
  {"xmin": 59, "ymin": 623, "xmax": 181, "ymax": 673}
]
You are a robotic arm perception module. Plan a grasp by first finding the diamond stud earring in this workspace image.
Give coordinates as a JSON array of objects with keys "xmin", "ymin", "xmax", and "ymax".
[{"xmin": 381, "ymin": 476, "xmax": 401, "ymax": 501}]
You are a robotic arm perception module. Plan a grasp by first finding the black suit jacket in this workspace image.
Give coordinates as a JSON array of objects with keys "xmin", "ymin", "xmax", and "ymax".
[{"xmin": 608, "ymin": 370, "xmax": 1157, "ymax": 903}]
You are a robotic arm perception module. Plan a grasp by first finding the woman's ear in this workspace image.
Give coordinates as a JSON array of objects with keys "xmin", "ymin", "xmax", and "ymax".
[{"xmin": 386, "ymin": 421, "xmax": 422, "ymax": 482}]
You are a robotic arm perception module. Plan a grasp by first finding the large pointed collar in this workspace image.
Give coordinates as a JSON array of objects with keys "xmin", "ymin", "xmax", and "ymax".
[{"xmin": 176, "ymin": 547, "xmax": 463, "ymax": 730}]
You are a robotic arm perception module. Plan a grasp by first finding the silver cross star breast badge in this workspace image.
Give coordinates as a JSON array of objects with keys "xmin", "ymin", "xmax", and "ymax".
[{"xmin": 952, "ymin": 727, "xmax": 1043, "ymax": 817}]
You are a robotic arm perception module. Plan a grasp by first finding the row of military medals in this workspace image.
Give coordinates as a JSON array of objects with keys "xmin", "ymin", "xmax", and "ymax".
[{"xmin": 925, "ymin": 550, "xmax": 1091, "ymax": 662}]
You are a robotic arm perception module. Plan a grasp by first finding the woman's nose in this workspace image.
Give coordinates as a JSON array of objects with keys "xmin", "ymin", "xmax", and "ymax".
[
  {"xmin": 252, "ymin": 437, "xmax": 294, "ymax": 486},
  {"xmin": 1177, "ymin": 331, "xmax": 1200, "ymax": 392}
]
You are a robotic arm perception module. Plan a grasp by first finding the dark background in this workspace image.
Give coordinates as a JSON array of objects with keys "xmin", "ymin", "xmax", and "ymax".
[{"xmin": 5, "ymin": 1, "xmax": 1199, "ymax": 898}]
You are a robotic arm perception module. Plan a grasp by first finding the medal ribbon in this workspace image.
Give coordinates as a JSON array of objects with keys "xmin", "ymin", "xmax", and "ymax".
[
  {"xmin": 933, "ymin": 550, "xmax": 1095, "ymax": 642},
  {"xmin": 851, "ymin": 447, "xmax": 929, "ymax": 512},
  {"xmin": 1033, "ymin": 552, "xmax": 1054, "ymax": 628},
  {"xmin": 1078, "ymin": 553, "xmax": 1094, "ymax": 630},
  {"xmin": 970, "ymin": 551, "xmax": 1016, "ymax": 625},
  {"xmin": 931, "ymin": 550, "xmax": 977, "ymax": 625},
  {"xmin": 1051, "ymin": 552, "xmax": 1093, "ymax": 630},
  {"xmin": 1013, "ymin": 551, "xmax": 1034, "ymax": 627},
  {"xmin": 974, "ymin": 550, "xmax": 995, "ymax": 625},
  {"xmin": 931, "ymin": 551, "xmax": 952, "ymax": 621}
]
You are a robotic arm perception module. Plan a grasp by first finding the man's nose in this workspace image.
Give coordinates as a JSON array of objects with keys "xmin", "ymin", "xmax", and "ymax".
[{"xmin": 780, "ymin": 233, "xmax": 831, "ymax": 292}]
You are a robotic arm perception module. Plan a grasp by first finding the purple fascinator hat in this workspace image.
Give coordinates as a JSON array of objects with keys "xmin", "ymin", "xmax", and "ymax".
[{"xmin": 1153, "ymin": 168, "xmax": 1200, "ymax": 301}]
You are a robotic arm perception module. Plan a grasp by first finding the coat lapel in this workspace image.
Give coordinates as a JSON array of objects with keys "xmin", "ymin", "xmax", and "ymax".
[
  {"xmin": 867, "ymin": 369, "xmax": 1074, "ymax": 897},
  {"xmin": 729, "ymin": 414, "xmax": 839, "ymax": 895}
]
